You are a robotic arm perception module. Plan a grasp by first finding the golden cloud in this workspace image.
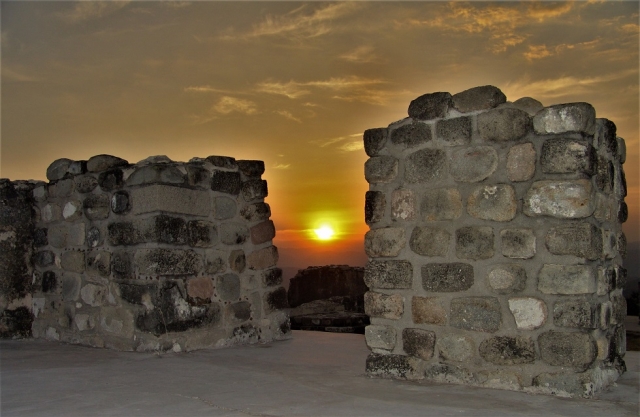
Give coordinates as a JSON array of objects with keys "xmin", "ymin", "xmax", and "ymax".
[{"xmin": 213, "ymin": 96, "xmax": 258, "ymax": 115}]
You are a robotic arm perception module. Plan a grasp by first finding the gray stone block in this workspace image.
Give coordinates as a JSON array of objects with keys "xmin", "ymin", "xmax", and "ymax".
[
  {"xmin": 541, "ymin": 139, "xmax": 595, "ymax": 174},
  {"xmin": 523, "ymin": 180, "xmax": 595, "ymax": 219},
  {"xmin": 438, "ymin": 334, "xmax": 475, "ymax": 362},
  {"xmin": 455, "ymin": 226, "xmax": 494, "ymax": 260},
  {"xmin": 111, "ymin": 191, "xmax": 130, "ymax": 214},
  {"xmin": 111, "ymin": 252, "xmax": 133, "ymax": 279},
  {"xmin": 506, "ymin": 143, "xmax": 536, "ymax": 182},
  {"xmin": 364, "ymin": 227, "xmax": 406, "ymax": 257},
  {"xmin": 206, "ymin": 155, "xmax": 237, "ymax": 169},
  {"xmin": 538, "ymin": 264, "xmax": 596, "ymax": 295},
  {"xmin": 227, "ymin": 301, "xmax": 252, "ymax": 322},
  {"xmin": 467, "ymin": 184, "xmax": 517, "ymax": 222},
  {"xmin": 364, "ymin": 291, "xmax": 404, "ymax": 320},
  {"xmin": 51, "ymin": 179, "xmax": 74, "ymax": 197},
  {"xmin": 479, "ymin": 336, "xmax": 536, "ymax": 365},
  {"xmin": 219, "ymin": 222, "xmax": 248, "ymax": 245},
  {"xmin": 477, "ymin": 108, "xmax": 532, "ymax": 142},
  {"xmin": 420, "ymin": 188, "xmax": 462, "ymax": 221},
  {"xmin": 500, "ymin": 228, "xmax": 536, "ymax": 259},
  {"xmin": 364, "ymin": 260, "xmax": 412, "ymax": 289},
  {"xmin": 216, "ymin": 273, "xmax": 241, "ymax": 301},
  {"xmin": 229, "ymin": 250, "xmax": 246, "ymax": 273},
  {"xmin": 451, "ymin": 85, "xmax": 506, "ymax": 113},
  {"xmin": 365, "ymin": 325, "xmax": 396, "ymax": 350},
  {"xmin": 46, "ymin": 158, "xmax": 73, "ymax": 181},
  {"xmin": 616, "ymin": 136, "xmax": 626, "ymax": 163},
  {"xmin": 450, "ymin": 146, "xmax": 497, "ymax": 183},
  {"xmin": 211, "ymin": 170, "xmax": 241, "ymax": 195},
  {"xmin": 403, "ymin": 328, "xmax": 436, "ymax": 360},
  {"xmin": 412, "ymin": 296, "xmax": 447, "ymax": 325},
  {"xmin": 512, "ymin": 97, "xmax": 543, "ymax": 115},
  {"xmin": 538, "ymin": 331, "xmax": 596, "ymax": 368},
  {"xmin": 363, "ymin": 128, "xmax": 387, "ymax": 157},
  {"xmin": 450, "ymin": 297, "xmax": 501, "ymax": 333},
  {"xmin": 86, "ymin": 251, "xmax": 111, "ymax": 277},
  {"xmin": 186, "ymin": 164, "xmax": 211, "ymax": 188},
  {"xmin": 41, "ymin": 203, "xmax": 62, "ymax": 223},
  {"xmin": 126, "ymin": 165, "xmax": 185, "ymax": 186},
  {"xmin": 436, "ymin": 117, "xmax": 472, "ymax": 146},
  {"xmin": 135, "ymin": 248, "xmax": 203, "ymax": 276},
  {"xmin": 187, "ymin": 220, "xmax": 214, "ymax": 247},
  {"xmin": 214, "ymin": 197, "xmax": 237, "ymax": 220},
  {"xmin": 240, "ymin": 202, "xmax": 270, "ymax": 222},
  {"xmin": 80, "ymin": 283, "xmax": 107, "ymax": 307},
  {"xmin": 262, "ymin": 268, "xmax": 281, "ymax": 287},
  {"xmin": 86, "ymin": 154, "xmax": 128, "ymax": 173},
  {"xmin": 83, "ymin": 194, "xmax": 110, "ymax": 220},
  {"xmin": 366, "ymin": 353, "xmax": 414, "ymax": 379},
  {"xmin": 365, "ymin": 191, "xmax": 386, "ymax": 224},
  {"xmin": 487, "ymin": 264, "xmax": 527, "ymax": 294},
  {"xmin": 410, "ymin": 226, "xmax": 450, "ymax": 257},
  {"xmin": 264, "ymin": 287, "xmax": 288, "ymax": 313},
  {"xmin": 364, "ymin": 156, "xmax": 398, "ymax": 184},
  {"xmin": 405, "ymin": 149, "xmax": 446, "ymax": 183},
  {"xmin": 610, "ymin": 291, "xmax": 626, "ymax": 325},
  {"xmin": 390, "ymin": 122, "xmax": 432, "ymax": 148},
  {"xmin": 422, "ymin": 263, "xmax": 474, "ymax": 292},
  {"xmin": 553, "ymin": 299, "xmax": 597, "ymax": 329},
  {"xmin": 74, "ymin": 175, "xmax": 98, "ymax": 193},
  {"xmin": 242, "ymin": 179, "xmax": 268, "ymax": 202},
  {"xmin": 61, "ymin": 251, "xmax": 85, "ymax": 273},
  {"xmin": 100, "ymin": 307, "xmax": 135, "ymax": 338},
  {"xmin": 408, "ymin": 91, "xmax": 452, "ymax": 121},
  {"xmin": 391, "ymin": 189, "xmax": 416, "ymax": 221},
  {"xmin": 237, "ymin": 160, "xmax": 265, "ymax": 178},
  {"xmin": 595, "ymin": 118, "xmax": 618, "ymax": 155},
  {"xmin": 34, "ymin": 228, "xmax": 48, "ymax": 247},
  {"xmin": 130, "ymin": 185, "xmax": 210, "ymax": 217},
  {"xmin": 61, "ymin": 274, "xmax": 81, "ymax": 301},
  {"xmin": 545, "ymin": 222, "xmax": 602, "ymax": 260},
  {"xmin": 533, "ymin": 103, "xmax": 596, "ymax": 135},
  {"xmin": 205, "ymin": 249, "xmax": 227, "ymax": 274}
]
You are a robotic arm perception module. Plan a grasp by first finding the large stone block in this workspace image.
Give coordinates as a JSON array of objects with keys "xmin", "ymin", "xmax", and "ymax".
[
  {"xmin": 507, "ymin": 143, "xmax": 536, "ymax": 182},
  {"xmin": 403, "ymin": 328, "xmax": 436, "ymax": 360},
  {"xmin": 187, "ymin": 220, "xmax": 214, "ymax": 247},
  {"xmin": 100, "ymin": 307, "xmax": 134, "ymax": 338},
  {"xmin": 500, "ymin": 228, "xmax": 536, "ymax": 259},
  {"xmin": 365, "ymin": 325, "xmax": 396, "ymax": 351},
  {"xmin": 533, "ymin": 103, "xmax": 596, "ymax": 135},
  {"xmin": 541, "ymin": 139, "xmax": 595, "ymax": 175},
  {"xmin": 450, "ymin": 146, "xmax": 497, "ymax": 183},
  {"xmin": 523, "ymin": 180, "xmax": 595, "ymax": 219},
  {"xmin": 422, "ymin": 263, "xmax": 474, "ymax": 292},
  {"xmin": 365, "ymin": 191, "xmax": 386, "ymax": 224},
  {"xmin": 250, "ymin": 220, "xmax": 275, "ymax": 245},
  {"xmin": 437, "ymin": 334, "xmax": 475, "ymax": 362},
  {"xmin": 61, "ymin": 251, "xmax": 85, "ymax": 273},
  {"xmin": 80, "ymin": 283, "xmax": 108, "ymax": 307},
  {"xmin": 74, "ymin": 175, "xmax": 98, "ymax": 193},
  {"xmin": 364, "ymin": 227, "xmax": 406, "ymax": 257},
  {"xmin": 405, "ymin": 149, "xmax": 446, "ymax": 183},
  {"xmin": 365, "ymin": 156, "xmax": 398, "ymax": 184},
  {"xmin": 391, "ymin": 189, "xmax": 416, "ymax": 221},
  {"xmin": 364, "ymin": 291, "xmax": 404, "ymax": 320},
  {"xmin": 130, "ymin": 185, "xmax": 210, "ymax": 217},
  {"xmin": 214, "ymin": 197, "xmax": 237, "ymax": 220},
  {"xmin": 452, "ymin": 85, "xmax": 506, "ymax": 113},
  {"xmin": 545, "ymin": 222, "xmax": 602, "ymax": 260},
  {"xmin": 477, "ymin": 108, "xmax": 532, "ymax": 142},
  {"xmin": 408, "ymin": 92, "xmax": 452, "ymax": 121},
  {"xmin": 219, "ymin": 222, "xmax": 249, "ymax": 245},
  {"xmin": 390, "ymin": 122, "xmax": 432, "ymax": 148},
  {"xmin": 87, "ymin": 154, "xmax": 128, "ymax": 173},
  {"xmin": 211, "ymin": 170, "xmax": 241, "ymax": 195},
  {"xmin": 98, "ymin": 168, "xmax": 125, "ymax": 191},
  {"xmin": 508, "ymin": 297, "xmax": 546, "ymax": 330},
  {"xmin": 420, "ymin": 188, "xmax": 462, "ymax": 221},
  {"xmin": 240, "ymin": 202, "xmax": 270, "ymax": 222},
  {"xmin": 410, "ymin": 226, "xmax": 450, "ymax": 257},
  {"xmin": 264, "ymin": 287, "xmax": 288, "ymax": 313},
  {"xmin": 237, "ymin": 160, "xmax": 265, "ymax": 178},
  {"xmin": 86, "ymin": 250, "xmax": 111, "ymax": 277},
  {"xmin": 553, "ymin": 299, "xmax": 597, "ymax": 329},
  {"xmin": 487, "ymin": 264, "xmax": 527, "ymax": 294},
  {"xmin": 436, "ymin": 117, "xmax": 472, "ymax": 146},
  {"xmin": 246, "ymin": 246, "xmax": 278, "ymax": 270},
  {"xmin": 135, "ymin": 249, "xmax": 203, "ymax": 276},
  {"xmin": 538, "ymin": 264, "xmax": 596, "ymax": 295},
  {"xmin": 46, "ymin": 158, "xmax": 73, "ymax": 181},
  {"xmin": 41, "ymin": 203, "xmax": 62, "ymax": 223},
  {"xmin": 479, "ymin": 336, "xmax": 536, "ymax": 365},
  {"xmin": 241, "ymin": 179, "xmax": 268, "ymax": 202},
  {"xmin": 450, "ymin": 297, "xmax": 501, "ymax": 333},
  {"xmin": 186, "ymin": 277, "xmax": 214, "ymax": 304},
  {"xmin": 366, "ymin": 353, "xmax": 416, "ymax": 379},
  {"xmin": 412, "ymin": 296, "xmax": 447, "ymax": 325},
  {"xmin": 364, "ymin": 260, "xmax": 412, "ymax": 289},
  {"xmin": 363, "ymin": 128, "xmax": 387, "ymax": 157},
  {"xmin": 467, "ymin": 184, "xmax": 517, "ymax": 222},
  {"xmin": 216, "ymin": 273, "xmax": 241, "ymax": 301},
  {"xmin": 538, "ymin": 331, "xmax": 596, "ymax": 368},
  {"xmin": 83, "ymin": 194, "xmax": 110, "ymax": 220},
  {"xmin": 455, "ymin": 226, "xmax": 494, "ymax": 260}
]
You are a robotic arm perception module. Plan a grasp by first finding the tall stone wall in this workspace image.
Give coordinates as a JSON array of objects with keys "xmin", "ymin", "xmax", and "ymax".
[
  {"xmin": 362, "ymin": 86, "xmax": 628, "ymax": 397},
  {"xmin": 28, "ymin": 154, "xmax": 289, "ymax": 351}
]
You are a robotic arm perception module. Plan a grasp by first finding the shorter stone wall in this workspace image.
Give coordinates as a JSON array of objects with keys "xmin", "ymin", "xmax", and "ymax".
[{"xmin": 28, "ymin": 154, "xmax": 289, "ymax": 351}]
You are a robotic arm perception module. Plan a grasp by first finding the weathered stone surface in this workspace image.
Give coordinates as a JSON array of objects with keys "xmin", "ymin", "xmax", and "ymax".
[
  {"xmin": 74, "ymin": 175, "xmax": 98, "ymax": 193},
  {"xmin": 187, "ymin": 220, "xmax": 213, "ymax": 247},
  {"xmin": 98, "ymin": 168, "xmax": 125, "ymax": 191},
  {"xmin": 594, "ymin": 155, "xmax": 614, "ymax": 193},
  {"xmin": 533, "ymin": 103, "xmax": 596, "ymax": 135},
  {"xmin": 420, "ymin": 188, "xmax": 462, "ymax": 221},
  {"xmin": 237, "ymin": 160, "xmax": 265, "ymax": 178},
  {"xmin": 541, "ymin": 139, "xmax": 595, "ymax": 174},
  {"xmin": 364, "ymin": 260, "xmax": 412, "ymax": 289},
  {"xmin": 363, "ymin": 128, "xmax": 387, "ymax": 157},
  {"xmin": 364, "ymin": 291, "xmax": 404, "ymax": 320},
  {"xmin": 130, "ymin": 185, "xmax": 210, "ymax": 217},
  {"xmin": 365, "ymin": 156, "xmax": 398, "ymax": 184},
  {"xmin": 111, "ymin": 252, "xmax": 133, "ymax": 279},
  {"xmin": 545, "ymin": 222, "xmax": 602, "ymax": 260},
  {"xmin": 452, "ymin": 86, "xmax": 506, "ymax": 113},
  {"xmin": 553, "ymin": 299, "xmax": 597, "ymax": 329},
  {"xmin": 111, "ymin": 191, "xmax": 130, "ymax": 214},
  {"xmin": 365, "ymin": 191, "xmax": 386, "ymax": 224},
  {"xmin": 262, "ymin": 268, "xmax": 282, "ymax": 287},
  {"xmin": 87, "ymin": 154, "xmax": 128, "ymax": 173},
  {"xmin": 186, "ymin": 164, "xmax": 211, "ymax": 188},
  {"xmin": 34, "ymin": 250, "xmax": 55, "ymax": 267},
  {"xmin": 205, "ymin": 250, "xmax": 226, "ymax": 274},
  {"xmin": 477, "ymin": 108, "xmax": 531, "ymax": 142},
  {"xmin": 206, "ymin": 155, "xmax": 237, "ymax": 169},
  {"xmin": 538, "ymin": 264, "xmax": 596, "ymax": 295},
  {"xmin": 219, "ymin": 222, "xmax": 248, "ymax": 245},
  {"xmin": 83, "ymin": 194, "xmax": 110, "ymax": 220},
  {"xmin": 364, "ymin": 228, "xmax": 405, "ymax": 257},
  {"xmin": 61, "ymin": 251, "xmax": 85, "ymax": 273},
  {"xmin": 467, "ymin": 184, "xmax": 517, "ymax": 222},
  {"xmin": 455, "ymin": 226, "xmax": 494, "ymax": 260},
  {"xmin": 391, "ymin": 189, "xmax": 415, "ymax": 221},
  {"xmin": 242, "ymin": 179, "xmax": 268, "ymax": 202},
  {"xmin": 211, "ymin": 170, "xmax": 241, "ymax": 195},
  {"xmin": 216, "ymin": 274, "xmax": 240, "ymax": 301},
  {"xmin": 436, "ymin": 116, "xmax": 472, "ymax": 146},
  {"xmin": 50, "ymin": 179, "xmax": 74, "ymax": 197},
  {"xmin": 227, "ymin": 301, "xmax": 252, "ymax": 323},
  {"xmin": 135, "ymin": 249, "xmax": 203, "ymax": 276},
  {"xmin": 438, "ymin": 334, "xmax": 475, "ymax": 362},
  {"xmin": 512, "ymin": 97, "xmax": 543, "ymax": 115},
  {"xmin": 33, "ymin": 185, "xmax": 48, "ymax": 201},
  {"xmin": 405, "ymin": 149, "xmax": 446, "ymax": 183},
  {"xmin": 390, "ymin": 122, "xmax": 432, "ymax": 148},
  {"xmin": 508, "ymin": 297, "xmax": 546, "ymax": 330},
  {"xmin": 80, "ymin": 283, "xmax": 107, "ymax": 307},
  {"xmin": 408, "ymin": 92, "xmax": 452, "ymax": 121},
  {"xmin": 538, "ymin": 331, "xmax": 596, "ymax": 368},
  {"xmin": 86, "ymin": 250, "xmax": 111, "ymax": 277},
  {"xmin": 523, "ymin": 180, "xmax": 594, "ymax": 218},
  {"xmin": 41, "ymin": 203, "xmax": 61, "ymax": 223},
  {"xmin": 249, "ymin": 220, "xmax": 276, "ymax": 244},
  {"xmin": 100, "ymin": 307, "xmax": 135, "ymax": 337},
  {"xmin": 61, "ymin": 200, "xmax": 82, "ymax": 222},
  {"xmin": 412, "ymin": 296, "xmax": 447, "ymax": 325},
  {"xmin": 74, "ymin": 314, "xmax": 95, "ymax": 331},
  {"xmin": 62, "ymin": 274, "xmax": 81, "ymax": 301},
  {"xmin": 500, "ymin": 228, "xmax": 536, "ymax": 259},
  {"xmin": 41, "ymin": 271, "xmax": 57, "ymax": 293},
  {"xmin": 403, "ymin": 328, "xmax": 436, "ymax": 360},
  {"xmin": 46, "ymin": 158, "xmax": 73, "ymax": 181},
  {"xmin": 617, "ymin": 136, "xmax": 626, "ymax": 163},
  {"xmin": 228, "ymin": 250, "xmax": 246, "ymax": 273},
  {"xmin": 264, "ymin": 287, "xmax": 288, "ymax": 313},
  {"xmin": 48, "ymin": 223, "xmax": 85, "ymax": 248},
  {"xmin": 410, "ymin": 226, "xmax": 450, "ymax": 257},
  {"xmin": 365, "ymin": 325, "xmax": 396, "ymax": 350},
  {"xmin": 507, "ymin": 143, "xmax": 536, "ymax": 182},
  {"xmin": 450, "ymin": 297, "xmax": 501, "ymax": 333},
  {"xmin": 480, "ymin": 336, "xmax": 536, "ymax": 365},
  {"xmin": 126, "ymin": 164, "xmax": 185, "ymax": 186},
  {"xmin": 240, "ymin": 202, "xmax": 270, "ymax": 222},
  {"xmin": 246, "ymin": 246, "xmax": 278, "ymax": 270},
  {"xmin": 594, "ymin": 118, "xmax": 618, "ymax": 155},
  {"xmin": 366, "ymin": 353, "xmax": 415, "ymax": 379},
  {"xmin": 487, "ymin": 264, "xmax": 527, "ymax": 294},
  {"xmin": 214, "ymin": 196, "xmax": 237, "ymax": 220},
  {"xmin": 422, "ymin": 263, "xmax": 474, "ymax": 292},
  {"xmin": 34, "ymin": 227, "xmax": 48, "ymax": 247},
  {"xmin": 610, "ymin": 291, "xmax": 626, "ymax": 325},
  {"xmin": 450, "ymin": 146, "xmax": 498, "ymax": 182}
]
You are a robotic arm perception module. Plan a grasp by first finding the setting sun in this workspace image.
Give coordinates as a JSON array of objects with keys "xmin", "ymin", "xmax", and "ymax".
[{"xmin": 314, "ymin": 225, "xmax": 335, "ymax": 241}]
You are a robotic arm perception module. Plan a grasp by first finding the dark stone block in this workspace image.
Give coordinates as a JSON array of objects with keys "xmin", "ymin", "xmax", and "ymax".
[
  {"xmin": 455, "ymin": 226, "xmax": 494, "ymax": 260},
  {"xmin": 74, "ymin": 175, "xmax": 99, "ymax": 193},
  {"xmin": 83, "ymin": 194, "xmax": 110, "ymax": 220},
  {"xmin": 240, "ymin": 202, "xmax": 271, "ymax": 222},
  {"xmin": 545, "ymin": 222, "xmax": 602, "ymax": 260},
  {"xmin": 241, "ymin": 179, "xmax": 268, "ymax": 201},
  {"xmin": 34, "ymin": 251, "xmax": 55, "ymax": 267},
  {"xmin": 405, "ymin": 149, "xmax": 446, "ymax": 183},
  {"xmin": 155, "ymin": 215, "xmax": 187, "ymax": 244},
  {"xmin": 553, "ymin": 300, "xmax": 597, "ymax": 329},
  {"xmin": 363, "ymin": 128, "xmax": 387, "ymax": 157},
  {"xmin": 206, "ymin": 156, "xmax": 237, "ymax": 169},
  {"xmin": 614, "ymin": 266, "xmax": 627, "ymax": 289},
  {"xmin": 87, "ymin": 154, "xmax": 128, "ymax": 173},
  {"xmin": 108, "ymin": 222, "xmax": 140, "ymax": 246},
  {"xmin": 237, "ymin": 160, "xmax": 265, "ymax": 177},
  {"xmin": 216, "ymin": 273, "xmax": 241, "ymax": 301},
  {"xmin": 477, "ymin": 108, "xmax": 532, "ymax": 142},
  {"xmin": 479, "ymin": 336, "xmax": 536, "ymax": 365},
  {"xmin": 450, "ymin": 297, "xmax": 501, "ymax": 333},
  {"xmin": 596, "ymin": 118, "xmax": 617, "ymax": 155},
  {"xmin": 42, "ymin": 271, "xmax": 57, "ymax": 293},
  {"xmin": 390, "ymin": 122, "xmax": 432, "ymax": 148},
  {"xmin": 365, "ymin": 156, "xmax": 398, "ymax": 184},
  {"xmin": 540, "ymin": 139, "xmax": 595, "ymax": 175},
  {"xmin": 111, "ymin": 191, "xmax": 130, "ymax": 214},
  {"xmin": 618, "ymin": 201, "xmax": 628, "ymax": 223},
  {"xmin": 232, "ymin": 324, "xmax": 259, "ymax": 343},
  {"xmin": 263, "ymin": 268, "xmax": 282, "ymax": 287},
  {"xmin": 112, "ymin": 252, "xmax": 133, "ymax": 279},
  {"xmin": 98, "ymin": 168, "xmax": 124, "ymax": 191},
  {"xmin": 34, "ymin": 228, "xmax": 48, "ymax": 247},
  {"xmin": 229, "ymin": 301, "xmax": 251, "ymax": 321},
  {"xmin": 366, "ymin": 353, "xmax": 413, "ymax": 378},
  {"xmin": 451, "ymin": 85, "xmax": 506, "ymax": 113},
  {"xmin": 595, "ymin": 156, "xmax": 615, "ymax": 192},
  {"xmin": 187, "ymin": 220, "xmax": 212, "ymax": 247},
  {"xmin": 186, "ymin": 164, "xmax": 211, "ymax": 188},
  {"xmin": 538, "ymin": 331, "xmax": 596, "ymax": 368},
  {"xmin": 402, "ymin": 328, "xmax": 436, "ymax": 360},
  {"xmin": 436, "ymin": 116, "xmax": 472, "ymax": 145},
  {"xmin": 265, "ymin": 287, "xmax": 289, "ymax": 312},
  {"xmin": 408, "ymin": 92, "xmax": 452, "ymax": 121},
  {"xmin": 86, "ymin": 251, "xmax": 111, "ymax": 277},
  {"xmin": 211, "ymin": 170, "xmax": 241, "ymax": 195},
  {"xmin": 422, "ymin": 263, "xmax": 474, "ymax": 292},
  {"xmin": 365, "ymin": 260, "xmax": 412, "ymax": 289},
  {"xmin": 118, "ymin": 282, "xmax": 157, "ymax": 305},
  {"xmin": 135, "ymin": 248, "xmax": 202, "ymax": 276},
  {"xmin": 364, "ymin": 191, "xmax": 385, "ymax": 224},
  {"xmin": 86, "ymin": 226, "xmax": 101, "ymax": 248},
  {"xmin": 0, "ymin": 307, "xmax": 33, "ymax": 338},
  {"xmin": 229, "ymin": 250, "xmax": 246, "ymax": 273}
]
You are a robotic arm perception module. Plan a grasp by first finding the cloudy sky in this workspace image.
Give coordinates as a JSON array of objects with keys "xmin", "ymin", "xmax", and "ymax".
[{"xmin": 2, "ymin": 1, "xmax": 638, "ymax": 275}]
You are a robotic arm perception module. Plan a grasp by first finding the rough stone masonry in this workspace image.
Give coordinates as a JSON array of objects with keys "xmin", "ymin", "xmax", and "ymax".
[
  {"xmin": 362, "ymin": 85, "xmax": 628, "ymax": 398},
  {"xmin": 0, "ymin": 154, "xmax": 290, "ymax": 351}
]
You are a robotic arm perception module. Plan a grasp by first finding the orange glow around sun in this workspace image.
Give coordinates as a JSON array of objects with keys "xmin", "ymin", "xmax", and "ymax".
[{"xmin": 314, "ymin": 225, "xmax": 335, "ymax": 240}]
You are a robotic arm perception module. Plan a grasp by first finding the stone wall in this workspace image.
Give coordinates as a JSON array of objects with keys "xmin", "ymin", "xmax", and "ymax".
[
  {"xmin": 362, "ymin": 86, "xmax": 628, "ymax": 397},
  {"xmin": 26, "ymin": 154, "xmax": 289, "ymax": 351}
]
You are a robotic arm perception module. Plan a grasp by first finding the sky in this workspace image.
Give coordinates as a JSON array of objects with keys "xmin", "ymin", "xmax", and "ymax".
[{"xmin": 1, "ymin": 1, "xmax": 638, "ymax": 281}]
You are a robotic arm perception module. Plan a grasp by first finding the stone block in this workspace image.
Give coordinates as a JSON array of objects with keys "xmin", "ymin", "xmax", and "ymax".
[
  {"xmin": 391, "ymin": 189, "xmax": 415, "ymax": 221},
  {"xmin": 523, "ymin": 180, "xmax": 594, "ymax": 218},
  {"xmin": 240, "ymin": 202, "xmax": 270, "ymax": 222},
  {"xmin": 41, "ymin": 203, "xmax": 61, "ymax": 223},
  {"xmin": 215, "ymin": 274, "xmax": 241, "ymax": 301},
  {"xmin": 229, "ymin": 250, "xmax": 246, "ymax": 273},
  {"xmin": 410, "ymin": 226, "xmax": 450, "ymax": 257},
  {"xmin": 125, "ymin": 165, "xmax": 185, "ymax": 186},
  {"xmin": 594, "ymin": 155, "xmax": 614, "ymax": 192},
  {"xmin": 403, "ymin": 328, "xmax": 436, "ymax": 360},
  {"xmin": 364, "ymin": 291, "xmax": 404, "ymax": 320},
  {"xmin": 364, "ymin": 260, "xmax": 412, "ymax": 289},
  {"xmin": 87, "ymin": 154, "xmax": 128, "ymax": 173},
  {"xmin": 242, "ymin": 179, "xmax": 268, "ymax": 202},
  {"xmin": 111, "ymin": 252, "xmax": 133, "ymax": 279},
  {"xmin": 34, "ymin": 227, "xmax": 48, "ymax": 247},
  {"xmin": 450, "ymin": 146, "xmax": 498, "ymax": 183},
  {"xmin": 81, "ymin": 194, "xmax": 109, "ymax": 220},
  {"xmin": 467, "ymin": 184, "xmax": 517, "ymax": 222},
  {"xmin": 247, "ymin": 246, "xmax": 279, "ymax": 270},
  {"xmin": 455, "ymin": 226, "xmax": 494, "ymax": 260},
  {"xmin": 130, "ymin": 185, "xmax": 210, "ymax": 217},
  {"xmin": 74, "ymin": 175, "xmax": 98, "ymax": 193},
  {"xmin": 390, "ymin": 122, "xmax": 432, "ymax": 148},
  {"xmin": 98, "ymin": 168, "xmax": 125, "ymax": 191},
  {"xmin": 61, "ymin": 251, "xmax": 85, "ymax": 273},
  {"xmin": 553, "ymin": 299, "xmax": 597, "ymax": 329},
  {"xmin": 34, "ymin": 250, "xmax": 55, "ymax": 267},
  {"xmin": 264, "ymin": 287, "xmax": 288, "ymax": 313},
  {"xmin": 532, "ymin": 371, "xmax": 597, "ymax": 398},
  {"xmin": 42, "ymin": 271, "xmax": 57, "ymax": 293},
  {"xmin": 450, "ymin": 297, "xmax": 501, "ymax": 333},
  {"xmin": 364, "ymin": 228, "xmax": 406, "ymax": 257},
  {"xmin": 80, "ymin": 283, "xmax": 107, "ymax": 307},
  {"xmin": 62, "ymin": 200, "xmax": 82, "ymax": 221},
  {"xmin": 48, "ymin": 223, "xmax": 85, "ymax": 248},
  {"xmin": 186, "ymin": 164, "xmax": 211, "ymax": 188},
  {"xmin": 479, "ymin": 336, "xmax": 536, "ymax": 365},
  {"xmin": 100, "ymin": 307, "xmax": 134, "ymax": 338},
  {"xmin": 512, "ymin": 97, "xmax": 544, "ymax": 115},
  {"xmin": 436, "ymin": 117, "xmax": 472, "ymax": 146},
  {"xmin": 616, "ymin": 136, "xmax": 626, "ymax": 163},
  {"xmin": 205, "ymin": 250, "xmax": 227, "ymax": 274},
  {"xmin": 364, "ymin": 156, "xmax": 398, "ymax": 184},
  {"xmin": 452, "ymin": 85, "xmax": 506, "ymax": 113},
  {"xmin": 135, "ymin": 249, "xmax": 203, "ymax": 276},
  {"xmin": 617, "ymin": 201, "xmax": 628, "ymax": 223},
  {"xmin": 86, "ymin": 251, "xmax": 111, "ymax": 277},
  {"xmin": 541, "ymin": 139, "xmax": 595, "ymax": 174},
  {"xmin": 422, "ymin": 263, "xmax": 474, "ymax": 292},
  {"xmin": 365, "ymin": 325, "xmax": 396, "ymax": 350},
  {"xmin": 226, "ymin": 301, "xmax": 252, "ymax": 323},
  {"xmin": 500, "ymin": 228, "xmax": 536, "ymax": 259},
  {"xmin": 507, "ymin": 143, "xmax": 536, "ymax": 182},
  {"xmin": 508, "ymin": 297, "xmax": 546, "ymax": 330},
  {"xmin": 487, "ymin": 264, "xmax": 527, "ymax": 294},
  {"xmin": 610, "ymin": 291, "xmax": 626, "ymax": 325},
  {"xmin": 250, "ymin": 220, "xmax": 276, "ymax": 245},
  {"xmin": 363, "ymin": 128, "xmax": 387, "ymax": 157},
  {"xmin": 538, "ymin": 264, "xmax": 596, "ymax": 295},
  {"xmin": 107, "ymin": 222, "xmax": 141, "ymax": 246},
  {"xmin": 111, "ymin": 191, "xmax": 130, "ymax": 214},
  {"xmin": 214, "ymin": 197, "xmax": 237, "ymax": 220},
  {"xmin": 405, "ymin": 149, "xmax": 446, "ymax": 183},
  {"xmin": 262, "ymin": 268, "xmax": 282, "ymax": 287},
  {"xmin": 206, "ymin": 155, "xmax": 237, "ymax": 169},
  {"xmin": 46, "ymin": 158, "xmax": 73, "ymax": 181},
  {"xmin": 187, "ymin": 220, "xmax": 214, "ymax": 247},
  {"xmin": 237, "ymin": 160, "xmax": 265, "ymax": 178},
  {"xmin": 420, "ymin": 188, "xmax": 462, "ymax": 221},
  {"xmin": 533, "ymin": 103, "xmax": 596, "ymax": 135},
  {"xmin": 438, "ymin": 334, "xmax": 475, "ymax": 362},
  {"xmin": 33, "ymin": 185, "xmax": 48, "ymax": 201},
  {"xmin": 538, "ymin": 331, "xmax": 596, "ymax": 368},
  {"xmin": 594, "ymin": 118, "xmax": 617, "ymax": 153},
  {"xmin": 219, "ymin": 222, "xmax": 248, "ymax": 245},
  {"xmin": 477, "ymin": 108, "xmax": 532, "ymax": 142},
  {"xmin": 74, "ymin": 314, "xmax": 96, "ymax": 331},
  {"xmin": 366, "ymin": 353, "xmax": 416, "ymax": 379},
  {"xmin": 545, "ymin": 222, "xmax": 602, "ymax": 260},
  {"xmin": 61, "ymin": 274, "xmax": 81, "ymax": 301},
  {"xmin": 412, "ymin": 296, "xmax": 447, "ymax": 325},
  {"xmin": 365, "ymin": 191, "xmax": 386, "ymax": 224},
  {"xmin": 408, "ymin": 91, "xmax": 452, "ymax": 121},
  {"xmin": 187, "ymin": 277, "xmax": 214, "ymax": 304}
]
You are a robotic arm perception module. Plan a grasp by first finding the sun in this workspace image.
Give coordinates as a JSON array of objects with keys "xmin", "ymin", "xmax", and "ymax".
[{"xmin": 314, "ymin": 225, "xmax": 335, "ymax": 240}]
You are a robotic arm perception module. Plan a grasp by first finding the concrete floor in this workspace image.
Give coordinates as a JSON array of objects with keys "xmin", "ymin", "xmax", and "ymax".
[{"xmin": 1, "ymin": 329, "xmax": 638, "ymax": 417}]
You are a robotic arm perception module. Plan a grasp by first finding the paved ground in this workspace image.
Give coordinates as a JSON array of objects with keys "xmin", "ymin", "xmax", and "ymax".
[{"xmin": 1, "ymin": 329, "xmax": 638, "ymax": 417}]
